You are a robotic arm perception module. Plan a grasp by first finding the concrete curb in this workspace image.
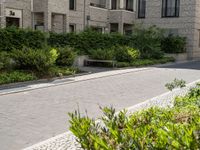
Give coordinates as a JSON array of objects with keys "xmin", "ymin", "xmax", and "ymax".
[{"xmin": 23, "ymin": 79, "xmax": 200, "ymax": 150}]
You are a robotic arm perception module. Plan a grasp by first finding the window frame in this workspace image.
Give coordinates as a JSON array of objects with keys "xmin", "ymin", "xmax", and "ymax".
[
  {"xmin": 162, "ymin": 0, "xmax": 180, "ymax": 18},
  {"xmin": 126, "ymin": 0, "xmax": 134, "ymax": 11},
  {"xmin": 69, "ymin": 24, "xmax": 76, "ymax": 33},
  {"xmin": 69, "ymin": 0, "xmax": 76, "ymax": 11},
  {"xmin": 138, "ymin": 0, "xmax": 146, "ymax": 18}
]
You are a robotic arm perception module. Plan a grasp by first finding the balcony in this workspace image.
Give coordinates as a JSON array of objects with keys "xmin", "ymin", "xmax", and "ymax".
[{"xmin": 109, "ymin": 9, "xmax": 136, "ymax": 24}]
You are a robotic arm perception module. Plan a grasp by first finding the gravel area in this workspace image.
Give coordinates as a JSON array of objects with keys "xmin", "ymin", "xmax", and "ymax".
[{"xmin": 24, "ymin": 79, "xmax": 200, "ymax": 150}]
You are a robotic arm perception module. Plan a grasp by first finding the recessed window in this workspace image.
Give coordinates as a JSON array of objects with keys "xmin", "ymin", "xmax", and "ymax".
[
  {"xmin": 111, "ymin": 0, "xmax": 117, "ymax": 10},
  {"xmin": 69, "ymin": 0, "xmax": 76, "ymax": 10},
  {"xmin": 138, "ymin": 0, "xmax": 146, "ymax": 18},
  {"xmin": 110, "ymin": 23, "xmax": 118, "ymax": 33},
  {"xmin": 162, "ymin": 0, "xmax": 180, "ymax": 17},
  {"xmin": 69, "ymin": 24, "xmax": 76, "ymax": 33},
  {"xmin": 126, "ymin": 0, "xmax": 134, "ymax": 11}
]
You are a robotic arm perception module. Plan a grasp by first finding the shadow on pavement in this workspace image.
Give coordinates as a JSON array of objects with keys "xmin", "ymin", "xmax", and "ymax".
[{"xmin": 157, "ymin": 61, "xmax": 200, "ymax": 70}]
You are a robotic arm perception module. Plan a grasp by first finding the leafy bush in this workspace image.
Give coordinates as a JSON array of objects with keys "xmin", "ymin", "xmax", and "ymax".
[
  {"xmin": 56, "ymin": 47, "xmax": 77, "ymax": 66},
  {"xmin": 11, "ymin": 48, "xmax": 58, "ymax": 73},
  {"xmin": 48, "ymin": 66, "xmax": 78, "ymax": 77},
  {"xmin": 89, "ymin": 48, "xmax": 115, "ymax": 60},
  {"xmin": 48, "ymin": 29, "xmax": 131, "ymax": 54},
  {"xmin": 114, "ymin": 46, "xmax": 140, "ymax": 62},
  {"xmin": 89, "ymin": 46, "xmax": 140, "ymax": 62},
  {"xmin": 0, "ymin": 71, "xmax": 37, "ymax": 85},
  {"xmin": 116, "ymin": 57, "xmax": 175, "ymax": 68},
  {"xmin": 162, "ymin": 35, "xmax": 187, "ymax": 53},
  {"xmin": 165, "ymin": 78, "xmax": 186, "ymax": 91},
  {"xmin": 0, "ymin": 51, "xmax": 12, "ymax": 71},
  {"xmin": 69, "ymin": 84, "xmax": 200, "ymax": 150},
  {"xmin": 131, "ymin": 25, "xmax": 164, "ymax": 59},
  {"xmin": 0, "ymin": 27, "xmax": 47, "ymax": 51}
]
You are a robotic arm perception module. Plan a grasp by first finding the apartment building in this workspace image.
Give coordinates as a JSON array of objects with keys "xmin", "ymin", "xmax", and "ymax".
[{"xmin": 0, "ymin": 0, "xmax": 200, "ymax": 59}]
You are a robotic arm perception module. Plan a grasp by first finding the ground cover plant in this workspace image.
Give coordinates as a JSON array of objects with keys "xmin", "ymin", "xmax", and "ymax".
[
  {"xmin": 69, "ymin": 84, "xmax": 200, "ymax": 150},
  {"xmin": 0, "ymin": 71, "xmax": 37, "ymax": 85}
]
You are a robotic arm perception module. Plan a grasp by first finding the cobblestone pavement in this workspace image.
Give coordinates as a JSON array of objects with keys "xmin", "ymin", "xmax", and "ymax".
[{"xmin": 0, "ymin": 61, "xmax": 200, "ymax": 150}]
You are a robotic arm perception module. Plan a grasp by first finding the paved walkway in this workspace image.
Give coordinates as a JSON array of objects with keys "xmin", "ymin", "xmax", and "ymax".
[{"xmin": 0, "ymin": 61, "xmax": 200, "ymax": 150}]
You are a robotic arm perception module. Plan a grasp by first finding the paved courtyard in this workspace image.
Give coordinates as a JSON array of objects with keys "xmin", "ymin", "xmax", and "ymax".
[{"xmin": 0, "ymin": 61, "xmax": 200, "ymax": 150}]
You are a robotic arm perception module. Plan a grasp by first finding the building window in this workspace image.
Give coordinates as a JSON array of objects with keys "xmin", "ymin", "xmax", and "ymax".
[
  {"xmin": 138, "ymin": 0, "xmax": 146, "ymax": 18},
  {"xmin": 6, "ymin": 17, "xmax": 20, "ymax": 27},
  {"xmin": 90, "ymin": 0, "xmax": 106, "ymax": 8},
  {"xmin": 110, "ymin": 23, "xmax": 118, "ymax": 33},
  {"xmin": 69, "ymin": 0, "xmax": 76, "ymax": 10},
  {"xmin": 162, "ymin": 0, "xmax": 180, "ymax": 17},
  {"xmin": 111, "ymin": 0, "xmax": 117, "ymax": 9},
  {"xmin": 69, "ymin": 24, "xmax": 76, "ymax": 32},
  {"xmin": 126, "ymin": 0, "xmax": 133, "ymax": 11}
]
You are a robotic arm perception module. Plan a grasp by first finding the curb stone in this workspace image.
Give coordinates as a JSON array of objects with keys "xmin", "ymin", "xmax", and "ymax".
[{"xmin": 23, "ymin": 79, "xmax": 200, "ymax": 150}]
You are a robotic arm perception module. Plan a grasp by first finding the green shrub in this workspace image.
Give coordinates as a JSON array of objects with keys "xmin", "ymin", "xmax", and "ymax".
[
  {"xmin": 162, "ymin": 35, "xmax": 187, "ymax": 53},
  {"xmin": 114, "ymin": 46, "xmax": 140, "ymax": 62},
  {"xmin": 11, "ymin": 47, "xmax": 58, "ymax": 73},
  {"xmin": 56, "ymin": 47, "xmax": 77, "ymax": 66},
  {"xmin": 48, "ymin": 66, "xmax": 78, "ymax": 77},
  {"xmin": 0, "ymin": 27, "xmax": 47, "ymax": 51},
  {"xmin": 0, "ymin": 71, "xmax": 37, "ymax": 85},
  {"xmin": 116, "ymin": 57, "xmax": 175, "ymax": 68},
  {"xmin": 89, "ymin": 48, "xmax": 115, "ymax": 60},
  {"xmin": 48, "ymin": 29, "xmax": 131, "ymax": 54},
  {"xmin": 131, "ymin": 25, "xmax": 164, "ymax": 59},
  {"xmin": 69, "ymin": 84, "xmax": 200, "ymax": 150},
  {"xmin": 165, "ymin": 78, "xmax": 186, "ymax": 91},
  {"xmin": 0, "ymin": 51, "xmax": 12, "ymax": 71}
]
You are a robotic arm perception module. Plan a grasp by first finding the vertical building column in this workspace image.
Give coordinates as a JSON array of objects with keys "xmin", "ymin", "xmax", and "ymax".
[
  {"xmin": 44, "ymin": 11, "xmax": 51, "ymax": 32},
  {"xmin": 133, "ymin": 0, "xmax": 137, "ymax": 11},
  {"xmin": 63, "ymin": 14, "xmax": 67, "ymax": 33},
  {"xmin": 119, "ymin": 0, "xmax": 124, "ymax": 9},
  {"xmin": 0, "ymin": 0, "xmax": 6, "ymax": 28},
  {"xmin": 108, "ymin": 0, "xmax": 112, "ymax": 9},
  {"xmin": 118, "ymin": 22, "xmax": 124, "ymax": 34}
]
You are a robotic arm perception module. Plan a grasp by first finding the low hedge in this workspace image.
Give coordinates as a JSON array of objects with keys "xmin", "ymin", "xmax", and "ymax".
[
  {"xmin": 48, "ymin": 30, "xmax": 131, "ymax": 55},
  {"xmin": 116, "ymin": 57, "xmax": 175, "ymax": 68},
  {"xmin": 0, "ymin": 71, "xmax": 37, "ymax": 85},
  {"xmin": 0, "ymin": 27, "xmax": 47, "ymax": 51},
  {"xmin": 69, "ymin": 84, "xmax": 200, "ymax": 150}
]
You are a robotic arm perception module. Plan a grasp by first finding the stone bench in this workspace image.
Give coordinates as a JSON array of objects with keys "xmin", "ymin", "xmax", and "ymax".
[{"xmin": 84, "ymin": 59, "xmax": 116, "ymax": 67}]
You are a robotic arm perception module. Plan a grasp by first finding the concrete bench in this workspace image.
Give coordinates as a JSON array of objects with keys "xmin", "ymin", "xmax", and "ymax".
[{"xmin": 84, "ymin": 59, "xmax": 116, "ymax": 67}]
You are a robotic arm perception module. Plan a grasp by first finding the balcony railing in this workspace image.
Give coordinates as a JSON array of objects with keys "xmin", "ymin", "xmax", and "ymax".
[{"xmin": 90, "ymin": 3, "xmax": 106, "ymax": 9}]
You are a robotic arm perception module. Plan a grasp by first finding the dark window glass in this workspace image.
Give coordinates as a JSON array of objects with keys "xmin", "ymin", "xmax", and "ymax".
[
  {"xmin": 69, "ymin": 0, "xmax": 75, "ymax": 10},
  {"xmin": 138, "ymin": 0, "xmax": 146, "ymax": 18},
  {"xmin": 6, "ymin": 17, "xmax": 20, "ymax": 27},
  {"xmin": 69, "ymin": 24, "xmax": 76, "ymax": 32},
  {"xmin": 162, "ymin": 0, "xmax": 180, "ymax": 17},
  {"xmin": 126, "ymin": 0, "xmax": 133, "ymax": 11},
  {"xmin": 111, "ymin": 0, "xmax": 117, "ymax": 9}
]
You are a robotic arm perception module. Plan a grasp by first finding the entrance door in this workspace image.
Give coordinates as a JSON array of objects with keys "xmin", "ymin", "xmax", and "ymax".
[{"xmin": 6, "ymin": 17, "xmax": 20, "ymax": 27}]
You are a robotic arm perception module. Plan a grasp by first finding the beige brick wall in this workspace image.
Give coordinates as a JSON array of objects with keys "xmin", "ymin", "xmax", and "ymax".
[
  {"xmin": 135, "ymin": 0, "xmax": 199, "ymax": 59},
  {"xmin": 2, "ymin": 0, "xmax": 32, "ymax": 28}
]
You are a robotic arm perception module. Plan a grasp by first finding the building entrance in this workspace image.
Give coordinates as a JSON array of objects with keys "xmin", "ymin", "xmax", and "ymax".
[{"xmin": 6, "ymin": 17, "xmax": 20, "ymax": 27}]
